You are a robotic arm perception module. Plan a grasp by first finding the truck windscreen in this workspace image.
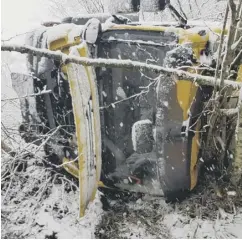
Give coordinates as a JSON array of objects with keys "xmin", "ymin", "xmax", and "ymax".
[{"xmin": 97, "ymin": 30, "xmax": 177, "ymax": 181}]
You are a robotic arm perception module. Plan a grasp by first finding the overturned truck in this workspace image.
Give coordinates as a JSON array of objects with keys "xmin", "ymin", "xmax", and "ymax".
[{"xmin": 11, "ymin": 12, "xmax": 242, "ymax": 216}]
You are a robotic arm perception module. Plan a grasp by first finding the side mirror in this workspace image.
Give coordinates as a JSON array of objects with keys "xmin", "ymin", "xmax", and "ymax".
[
  {"xmin": 82, "ymin": 18, "xmax": 101, "ymax": 44},
  {"xmin": 132, "ymin": 119, "xmax": 153, "ymax": 154}
]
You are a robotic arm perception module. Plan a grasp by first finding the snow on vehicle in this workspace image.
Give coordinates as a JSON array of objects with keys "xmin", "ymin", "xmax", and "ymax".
[{"xmin": 11, "ymin": 4, "xmax": 242, "ymax": 216}]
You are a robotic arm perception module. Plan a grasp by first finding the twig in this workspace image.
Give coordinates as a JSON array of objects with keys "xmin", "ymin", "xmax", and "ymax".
[
  {"xmin": 214, "ymin": 3, "xmax": 229, "ymax": 90},
  {"xmin": 33, "ymin": 126, "xmax": 61, "ymax": 154},
  {"xmin": 1, "ymin": 90, "xmax": 52, "ymax": 102}
]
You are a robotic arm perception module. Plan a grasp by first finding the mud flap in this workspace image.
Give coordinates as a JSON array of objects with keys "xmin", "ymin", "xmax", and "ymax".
[{"xmin": 66, "ymin": 42, "xmax": 102, "ymax": 217}]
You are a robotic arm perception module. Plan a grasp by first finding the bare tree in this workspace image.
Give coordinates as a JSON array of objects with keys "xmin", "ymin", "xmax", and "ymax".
[{"xmin": 47, "ymin": 0, "xmax": 105, "ymax": 19}]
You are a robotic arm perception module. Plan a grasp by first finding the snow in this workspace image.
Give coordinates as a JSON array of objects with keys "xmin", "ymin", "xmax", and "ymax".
[
  {"xmin": 132, "ymin": 20, "xmax": 223, "ymax": 28},
  {"xmin": 131, "ymin": 119, "xmax": 152, "ymax": 151},
  {"xmin": 11, "ymin": 73, "xmax": 41, "ymax": 123},
  {"xmin": 227, "ymin": 191, "xmax": 237, "ymax": 196},
  {"xmin": 200, "ymin": 52, "xmax": 213, "ymax": 65},
  {"xmin": 101, "ymin": 21, "xmax": 115, "ymax": 32},
  {"xmin": 33, "ymin": 187, "xmax": 103, "ymax": 239},
  {"xmin": 163, "ymin": 101, "xmax": 169, "ymax": 107},
  {"xmin": 46, "ymin": 24, "xmax": 83, "ymax": 49},
  {"xmin": 102, "ymin": 91, "xmax": 107, "ymax": 97},
  {"xmin": 116, "ymin": 86, "xmax": 127, "ymax": 99},
  {"xmin": 2, "ymin": 0, "xmax": 242, "ymax": 238},
  {"xmin": 96, "ymin": 194, "xmax": 242, "ymax": 239},
  {"xmin": 1, "ymin": 152, "xmax": 103, "ymax": 239},
  {"xmin": 111, "ymin": 103, "xmax": 116, "ymax": 108},
  {"xmin": 2, "ymin": 82, "xmax": 242, "ymax": 240},
  {"xmin": 163, "ymin": 211, "xmax": 242, "ymax": 238},
  {"xmin": 107, "ymin": 0, "xmax": 132, "ymax": 14},
  {"xmin": 69, "ymin": 44, "xmax": 91, "ymax": 104}
]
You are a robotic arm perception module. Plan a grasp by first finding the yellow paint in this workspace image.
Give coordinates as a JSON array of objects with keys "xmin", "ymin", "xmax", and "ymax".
[
  {"xmin": 177, "ymin": 32, "xmax": 205, "ymax": 190},
  {"xmin": 48, "ymin": 25, "xmax": 81, "ymax": 51},
  {"xmin": 63, "ymin": 157, "xmax": 79, "ymax": 179},
  {"xmin": 98, "ymin": 181, "xmax": 105, "ymax": 187},
  {"xmin": 64, "ymin": 44, "xmax": 102, "ymax": 217},
  {"xmin": 67, "ymin": 66, "xmax": 86, "ymax": 217},
  {"xmin": 49, "ymin": 37, "xmax": 68, "ymax": 51},
  {"xmin": 61, "ymin": 65, "xmax": 68, "ymax": 74},
  {"xmin": 176, "ymin": 80, "xmax": 197, "ymax": 120},
  {"xmin": 237, "ymin": 65, "xmax": 242, "ymax": 82},
  {"xmin": 62, "ymin": 47, "xmax": 70, "ymax": 55},
  {"xmin": 176, "ymin": 78, "xmax": 199, "ymax": 189},
  {"xmin": 77, "ymin": 45, "xmax": 101, "ymax": 202},
  {"xmin": 49, "ymin": 39, "xmax": 81, "ymax": 51},
  {"xmin": 190, "ymin": 121, "xmax": 200, "ymax": 189}
]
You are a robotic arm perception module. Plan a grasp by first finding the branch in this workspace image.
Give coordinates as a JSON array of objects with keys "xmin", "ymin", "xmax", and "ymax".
[
  {"xmin": 219, "ymin": 0, "xmax": 240, "ymax": 87},
  {"xmin": 214, "ymin": 3, "xmax": 229, "ymax": 89},
  {"xmin": 1, "ymin": 43, "xmax": 241, "ymax": 89},
  {"xmin": 230, "ymin": 49, "xmax": 242, "ymax": 70},
  {"xmin": 1, "ymin": 140, "xmax": 15, "ymax": 156},
  {"xmin": 1, "ymin": 90, "xmax": 52, "ymax": 102},
  {"xmin": 220, "ymin": 108, "xmax": 238, "ymax": 116}
]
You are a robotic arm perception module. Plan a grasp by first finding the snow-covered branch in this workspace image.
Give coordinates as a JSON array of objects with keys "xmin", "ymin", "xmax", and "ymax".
[
  {"xmin": 1, "ymin": 43, "xmax": 241, "ymax": 89},
  {"xmin": 1, "ymin": 90, "xmax": 52, "ymax": 102}
]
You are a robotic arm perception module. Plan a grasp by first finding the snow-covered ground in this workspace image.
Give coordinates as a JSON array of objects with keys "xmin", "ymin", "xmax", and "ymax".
[
  {"xmin": 2, "ymin": 151, "xmax": 242, "ymax": 239},
  {"xmin": 1, "ymin": 151, "xmax": 103, "ymax": 239}
]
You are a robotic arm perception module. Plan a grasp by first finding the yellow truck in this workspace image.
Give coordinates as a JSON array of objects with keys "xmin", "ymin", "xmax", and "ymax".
[{"xmin": 11, "ymin": 11, "xmax": 241, "ymax": 216}]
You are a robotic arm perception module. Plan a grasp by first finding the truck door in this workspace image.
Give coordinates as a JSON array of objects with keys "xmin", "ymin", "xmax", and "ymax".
[{"xmin": 66, "ymin": 42, "xmax": 102, "ymax": 217}]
